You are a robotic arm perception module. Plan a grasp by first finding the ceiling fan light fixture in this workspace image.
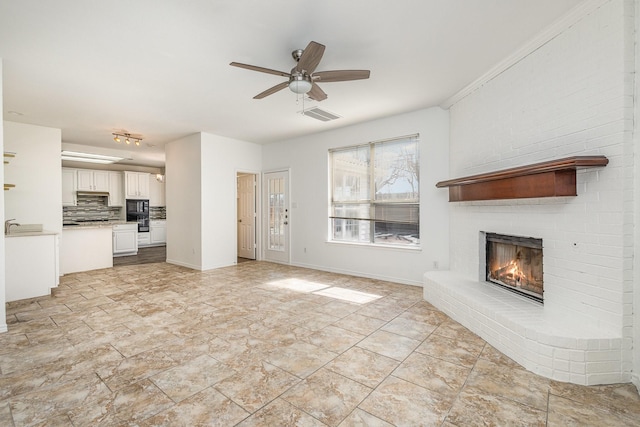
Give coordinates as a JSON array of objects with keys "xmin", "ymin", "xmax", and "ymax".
[{"xmin": 289, "ymin": 76, "xmax": 312, "ymax": 94}]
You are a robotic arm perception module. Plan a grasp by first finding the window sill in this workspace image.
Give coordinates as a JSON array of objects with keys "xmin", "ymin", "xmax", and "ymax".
[{"xmin": 325, "ymin": 240, "xmax": 422, "ymax": 252}]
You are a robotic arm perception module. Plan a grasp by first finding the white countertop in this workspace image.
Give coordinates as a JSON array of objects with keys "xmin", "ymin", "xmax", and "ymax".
[
  {"xmin": 62, "ymin": 220, "xmax": 134, "ymax": 230},
  {"xmin": 5, "ymin": 230, "xmax": 59, "ymax": 237}
]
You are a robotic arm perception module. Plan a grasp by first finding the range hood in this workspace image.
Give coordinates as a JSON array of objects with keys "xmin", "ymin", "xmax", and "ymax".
[{"xmin": 77, "ymin": 191, "xmax": 110, "ymax": 197}]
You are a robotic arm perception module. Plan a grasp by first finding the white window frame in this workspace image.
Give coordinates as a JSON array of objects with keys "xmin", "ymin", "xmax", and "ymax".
[{"xmin": 329, "ymin": 134, "xmax": 420, "ymax": 248}]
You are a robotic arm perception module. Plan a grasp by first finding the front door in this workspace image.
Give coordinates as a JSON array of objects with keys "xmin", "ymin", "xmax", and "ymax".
[
  {"xmin": 237, "ymin": 173, "xmax": 256, "ymax": 259},
  {"xmin": 263, "ymin": 170, "xmax": 290, "ymax": 264}
]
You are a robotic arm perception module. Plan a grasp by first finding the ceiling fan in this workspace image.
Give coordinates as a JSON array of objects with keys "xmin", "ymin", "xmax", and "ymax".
[{"xmin": 230, "ymin": 41, "xmax": 370, "ymax": 101}]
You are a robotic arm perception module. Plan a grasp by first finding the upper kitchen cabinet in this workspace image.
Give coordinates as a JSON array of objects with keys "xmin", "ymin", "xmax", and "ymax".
[
  {"xmin": 125, "ymin": 171, "xmax": 150, "ymax": 199},
  {"xmin": 62, "ymin": 167, "xmax": 77, "ymax": 206},
  {"xmin": 149, "ymin": 175, "xmax": 165, "ymax": 207},
  {"xmin": 77, "ymin": 169, "xmax": 109, "ymax": 192},
  {"xmin": 109, "ymin": 171, "xmax": 124, "ymax": 206}
]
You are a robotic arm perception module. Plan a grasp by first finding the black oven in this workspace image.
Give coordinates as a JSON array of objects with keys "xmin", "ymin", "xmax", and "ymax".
[{"xmin": 126, "ymin": 199, "xmax": 150, "ymax": 232}]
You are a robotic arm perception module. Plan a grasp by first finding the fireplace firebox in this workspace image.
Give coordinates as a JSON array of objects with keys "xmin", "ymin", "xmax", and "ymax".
[{"xmin": 485, "ymin": 233, "xmax": 543, "ymax": 303}]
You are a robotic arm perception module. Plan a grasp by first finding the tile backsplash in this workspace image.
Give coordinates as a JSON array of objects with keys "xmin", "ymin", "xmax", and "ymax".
[
  {"xmin": 150, "ymin": 206, "xmax": 166, "ymax": 220},
  {"xmin": 63, "ymin": 195, "xmax": 121, "ymax": 222}
]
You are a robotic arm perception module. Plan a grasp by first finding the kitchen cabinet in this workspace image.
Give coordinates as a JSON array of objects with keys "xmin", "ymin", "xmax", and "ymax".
[
  {"xmin": 77, "ymin": 169, "xmax": 109, "ymax": 192},
  {"xmin": 138, "ymin": 231, "xmax": 151, "ymax": 247},
  {"xmin": 150, "ymin": 220, "xmax": 166, "ymax": 245},
  {"xmin": 149, "ymin": 175, "xmax": 165, "ymax": 206},
  {"xmin": 113, "ymin": 223, "xmax": 138, "ymax": 256},
  {"xmin": 125, "ymin": 171, "xmax": 150, "ymax": 199},
  {"xmin": 62, "ymin": 167, "xmax": 77, "ymax": 206},
  {"xmin": 109, "ymin": 171, "xmax": 124, "ymax": 207}
]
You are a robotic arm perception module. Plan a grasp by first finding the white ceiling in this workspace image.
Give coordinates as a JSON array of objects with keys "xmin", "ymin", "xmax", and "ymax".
[{"xmin": 0, "ymin": 0, "xmax": 585, "ymax": 167}]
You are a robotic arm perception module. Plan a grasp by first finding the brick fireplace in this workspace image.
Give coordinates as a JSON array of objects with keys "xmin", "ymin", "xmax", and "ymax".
[{"xmin": 423, "ymin": 0, "xmax": 635, "ymax": 387}]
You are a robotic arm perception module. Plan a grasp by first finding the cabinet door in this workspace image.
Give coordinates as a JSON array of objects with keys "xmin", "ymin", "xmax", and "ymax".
[
  {"xmin": 137, "ymin": 173, "xmax": 150, "ymax": 198},
  {"xmin": 62, "ymin": 168, "xmax": 77, "ymax": 206},
  {"xmin": 125, "ymin": 172, "xmax": 139, "ymax": 198},
  {"xmin": 93, "ymin": 171, "xmax": 110, "ymax": 191},
  {"xmin": 109, "ymin": 172, "xmax": 124, "ymax": 206},
  {"xmin": 150, "ymin": 224, "xmax": 166, "ymax": 244},
  {"xmin": 113, "ymin": 229, "xmax": 137, "ymax": 254},
  {"xmin": 149, "ymin": 175, "xmax": 165, "ymax": 206},
  {"xmin": 77, "ymin": 170, "xmax": 94, "ymax": 191}
]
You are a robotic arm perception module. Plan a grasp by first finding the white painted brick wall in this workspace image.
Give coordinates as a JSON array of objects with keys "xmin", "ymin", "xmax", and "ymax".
[
  {"xmin": 425, "ymin": 0, "xmax": 635, "ymax": 385},
  {"xmin": 448, "ymin": 0, "xmax": 632, "ymax": 335}
]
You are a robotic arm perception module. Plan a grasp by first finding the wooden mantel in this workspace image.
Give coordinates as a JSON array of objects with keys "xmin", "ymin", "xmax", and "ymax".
[{"xmin": 436, "ymin": 156, "xmax": 609, "ymax": 202}]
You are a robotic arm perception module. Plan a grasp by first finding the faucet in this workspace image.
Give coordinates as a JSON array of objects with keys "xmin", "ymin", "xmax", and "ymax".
[{"xmin": 4, "ymin": 219, "xmax": 20, "ymax": 235}]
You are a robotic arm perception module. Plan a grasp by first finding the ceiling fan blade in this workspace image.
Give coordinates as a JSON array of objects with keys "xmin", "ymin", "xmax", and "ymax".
[
  {"xmin": 254, "ymin": 81, "xmax": 289, "ymax": 99},
  {"xmin": 307, "ymin": 83, "xmax": 327, "ymax": 101},
  {"xmin": 313, "ymin": 70, "xmax": 370, "ymax": 82},
  {"xmin": 296, "ymin": 41, "xmax": 325, "ymax": 74},
  {"xmin": 230, "ymin": 62, "xmax": 290, "ymax": 78}
]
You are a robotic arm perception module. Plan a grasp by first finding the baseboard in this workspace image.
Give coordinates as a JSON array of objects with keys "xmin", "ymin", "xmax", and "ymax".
[
  {"xmin": 288, "ymin": 261, "xmax": 423, "ymax": 287},
  {"xmin": 165, "ymin": 259, "xmax": 202, "ymax": 271}
]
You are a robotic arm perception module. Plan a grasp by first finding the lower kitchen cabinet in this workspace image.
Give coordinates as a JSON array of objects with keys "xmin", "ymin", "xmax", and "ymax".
[
  {"xmin": 138, "ymin": 232, "xmax": 151, "ymax": 247},
  {"xmin": 150, "ymin": 220, "xmax": 166, "ymax": 245},
  {"xmin": 113, "ymin": 223, "xmax": 138, "ymax": 256}
]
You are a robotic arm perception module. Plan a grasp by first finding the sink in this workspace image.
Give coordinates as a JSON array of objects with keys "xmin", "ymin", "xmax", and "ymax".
[{"xmin": 8, "ymin": 224, "xmax": 43, "ymax": 234}]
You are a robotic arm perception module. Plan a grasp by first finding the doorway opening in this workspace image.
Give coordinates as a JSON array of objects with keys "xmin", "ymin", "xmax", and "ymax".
[{"xmin": 237, "ymin": 172, "xmax": 257, "ymax": 262}]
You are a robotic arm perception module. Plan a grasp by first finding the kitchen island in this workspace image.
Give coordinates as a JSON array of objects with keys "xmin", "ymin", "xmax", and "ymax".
[{"xmin": 60, "ymin": 222, "xmax": 122, "ymax": 274}]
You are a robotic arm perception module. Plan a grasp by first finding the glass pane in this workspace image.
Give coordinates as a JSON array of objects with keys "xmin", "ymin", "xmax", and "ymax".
[
  {"xmin": 332, "ymin": 218, "xmax": 370, "ymax": 243},
  {"xmin": 268, "ymin": 177, "xmax": 285, "ymax": 251},
  {"xmin": 331, "ymin": 146, "xmax": 370, "ymax": 202},
  {"xmin": 373, "ymin": 203, "xmax": 419, "ymax": 224},
  {"xmin": 331, "ymin": 203, "xmax": 371, "ymax": 220},
  {"xmin": 374, "ymin": 138, "xmax": 419, "ymax": 201},
  {"xmin": 374, "ymin": 221, "xmax": 419, "ymax": 246}
]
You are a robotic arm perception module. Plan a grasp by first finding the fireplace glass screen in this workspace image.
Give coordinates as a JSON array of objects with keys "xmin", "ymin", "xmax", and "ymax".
[{"xmin": 486, "ymin": 233, "xmax": 543, "ymax": 303}]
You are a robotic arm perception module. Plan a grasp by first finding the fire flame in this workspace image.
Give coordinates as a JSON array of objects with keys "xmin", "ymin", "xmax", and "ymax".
[{"xmin": 496, "ymin": 260, "xmax": 527, "ymax": 285}]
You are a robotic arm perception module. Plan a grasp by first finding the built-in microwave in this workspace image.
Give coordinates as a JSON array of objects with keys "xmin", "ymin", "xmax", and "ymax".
[{"xmin": 126, "ymin": 199, "xmax": 149, "ymax": 232}]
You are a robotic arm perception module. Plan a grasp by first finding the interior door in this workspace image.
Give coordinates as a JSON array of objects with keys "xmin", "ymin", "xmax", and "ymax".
[
  {"xmin": 237, "ymin": 173, "xmax": 256, "ymax": 259},
  {"xmin": 263, "ymin": 170, "xmax": 290, "ymax": 264}
]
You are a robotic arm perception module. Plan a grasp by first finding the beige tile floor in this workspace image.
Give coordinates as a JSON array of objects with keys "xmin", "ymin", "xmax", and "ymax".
[{"xmin": 1, "ymin": 261, "xmax": 639, "ymax": 426}]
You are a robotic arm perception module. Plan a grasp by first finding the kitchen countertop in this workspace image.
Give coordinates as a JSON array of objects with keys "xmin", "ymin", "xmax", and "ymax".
[
  {"xmin": 5, "ymin": 230, "xmax": 59, "ymax": 237},
  {"xmin": 62, "ymin": 220, "xmax": 135, "ymax": 230}
]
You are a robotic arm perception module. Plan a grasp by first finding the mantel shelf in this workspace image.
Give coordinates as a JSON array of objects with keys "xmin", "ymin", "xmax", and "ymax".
[{"xmin": 436, "ymin": 156, "xmax": 609, "ymax": 202}]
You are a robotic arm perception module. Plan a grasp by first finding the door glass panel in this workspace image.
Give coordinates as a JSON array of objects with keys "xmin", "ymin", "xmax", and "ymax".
[{"xmin": 268, "ymin": 177, "xmax": 285, "ymax": 251}]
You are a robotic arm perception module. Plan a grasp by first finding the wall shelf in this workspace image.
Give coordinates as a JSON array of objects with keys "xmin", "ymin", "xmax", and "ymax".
[
  {"xmin": 435, "ymin": 156, "xmax": 609, "ymax": 202},
  {"xmin": 4, "ymin": 152, "xmax": 16, "ymax": 190}
]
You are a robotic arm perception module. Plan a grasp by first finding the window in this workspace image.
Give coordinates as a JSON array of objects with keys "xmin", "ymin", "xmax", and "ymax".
[{"xmin": 329, "ymin": 134, "xmax": 419, "ymax": 247}]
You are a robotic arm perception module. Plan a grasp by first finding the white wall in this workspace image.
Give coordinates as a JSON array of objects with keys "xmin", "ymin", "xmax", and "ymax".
[
  {"xmin": 4, "ymin": 121, "xmax": 62, "ymax": 234},
  {"xmin": 633, "ymin": 0, "xmax": 640, "ymax": 392},
  {"xmin": 0, "ymin": 60, "xmax": 6, "ymax": 332},
  {"xmin": 165, "ymin": 132, "xmax": 262, "ymax": 270},
  {"xmin": 262, "ymin": 107, "xmax": 450, "ymax": 286},
  {"xmin": 165, "ymin": 133, "xmax": 202, "ymax": 269},
  {"xmin": 200, "ymin": 133, "xmax": 262, "ymax": 270},
  {"xmin": 447, "ymin": 0, "xmax": 633, "ymax": 377}
]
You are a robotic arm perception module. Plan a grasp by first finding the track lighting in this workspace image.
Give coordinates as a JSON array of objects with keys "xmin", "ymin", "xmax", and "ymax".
[{"xmin": 112, "ymin": 132, "xmax": 142, "ymax": 147}]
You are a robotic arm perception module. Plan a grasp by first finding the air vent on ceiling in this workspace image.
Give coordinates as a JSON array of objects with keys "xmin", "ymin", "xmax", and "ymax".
[{"xmin": 301, "ymin": 107, "xmax": 341, "ymax": 122}]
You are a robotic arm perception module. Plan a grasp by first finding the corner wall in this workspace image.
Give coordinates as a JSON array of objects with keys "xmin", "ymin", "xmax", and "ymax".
[
  {"xmin": 0, "ymin": 60, "xmax": 6, "ymax": 332},
  {"xmin": 165, "ymin": 132, "xmax": 262, "ymax": 270},
  {"xmin": 165, "ymin": 133, "xmax": 202, "ymax": 269},
  {"xmin": 262, "ymin": 107, "xmax": 450, "ymax": 286}
]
